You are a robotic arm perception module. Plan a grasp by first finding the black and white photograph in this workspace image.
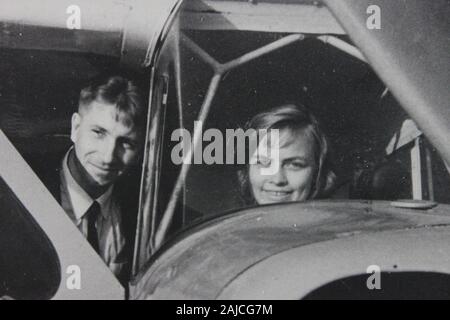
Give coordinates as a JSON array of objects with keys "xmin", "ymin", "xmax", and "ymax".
[{"xmin": 0, "ymin": 0, "xmax": 449, "ymax": 303}]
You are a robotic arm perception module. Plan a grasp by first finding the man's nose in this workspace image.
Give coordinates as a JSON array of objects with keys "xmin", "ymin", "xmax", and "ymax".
[
  {"xmin": 270, "ymin": 167, "xmax": 288, "ymax": 185},
  {"xmin": 102, "ymin": 139, "xmax": 119, "ymax": 165}
]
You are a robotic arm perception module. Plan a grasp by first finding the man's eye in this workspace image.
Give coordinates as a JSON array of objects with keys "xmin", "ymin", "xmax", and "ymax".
[
  {"xmin": 122, "ymin": 141, "xmax": 135, "ymax": 150},
  {"xmin": 92, "ymin": 129, "xmax": 104, "ymax": 137}
]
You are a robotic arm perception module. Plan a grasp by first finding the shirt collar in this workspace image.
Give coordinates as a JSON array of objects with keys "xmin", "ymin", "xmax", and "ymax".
[{"xmin": 62, "ymin": 148, "xmax": 113, "ymax": 221}]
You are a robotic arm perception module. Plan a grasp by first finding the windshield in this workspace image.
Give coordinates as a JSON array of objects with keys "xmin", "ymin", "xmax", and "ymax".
[
  {"xmin": 137, "ymin": 1, "xmax": 450, "ymax": 264},
  {"xmin": 0, "ymin": 176, "xmax": 61, "ymax": 300}
]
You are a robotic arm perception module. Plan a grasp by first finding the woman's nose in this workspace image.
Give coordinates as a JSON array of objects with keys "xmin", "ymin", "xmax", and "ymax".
[{"xmin": 270, "ymin": 167, "xmax": 288, "ymax": 185}]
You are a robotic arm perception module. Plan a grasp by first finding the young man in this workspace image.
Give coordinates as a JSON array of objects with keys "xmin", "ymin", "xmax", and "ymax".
[{"xmin": 41, "ymin": 75, "xmax": 145, "ymax": 285}]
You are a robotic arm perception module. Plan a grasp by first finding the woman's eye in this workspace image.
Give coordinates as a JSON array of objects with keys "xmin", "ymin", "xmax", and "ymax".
[
  {"xmin": 285, "ymin": 161, "xmax": 307, "ymax": 170},
  {"xmin": 257, "ymin": 157, "xmax": 271, "ymax": 167}
]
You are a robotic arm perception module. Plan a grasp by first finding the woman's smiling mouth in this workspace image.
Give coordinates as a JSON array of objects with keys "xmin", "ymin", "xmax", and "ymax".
[{"xmin": 262, "ymin": 189, "xmax": 293, "ymax": 200}]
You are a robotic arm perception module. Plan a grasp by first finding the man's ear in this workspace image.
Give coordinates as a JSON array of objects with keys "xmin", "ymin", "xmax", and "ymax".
[{"xmin": 70, "ymin": 113, "xmax": 81, "ymax": 143}]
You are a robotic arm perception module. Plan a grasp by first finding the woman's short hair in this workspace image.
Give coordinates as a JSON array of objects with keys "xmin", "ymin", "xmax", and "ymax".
[
  {"xmin": 78, "ymin": 75, "xmax": 145, "ymax": 128},
  {"xmin": 238, "ymin": 104, "xmax": 336, "ymax": 204}
]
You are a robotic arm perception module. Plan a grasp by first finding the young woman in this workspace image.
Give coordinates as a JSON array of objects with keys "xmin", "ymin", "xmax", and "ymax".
[{"xmin": 238, "ymin": 104, "xmax": 335, "ymax": 205}]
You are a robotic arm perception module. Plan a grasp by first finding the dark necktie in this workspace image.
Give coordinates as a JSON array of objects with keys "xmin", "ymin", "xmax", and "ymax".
[{"xmin": 86, "ymin": 201, "xmax": 101, "ymax": 254}]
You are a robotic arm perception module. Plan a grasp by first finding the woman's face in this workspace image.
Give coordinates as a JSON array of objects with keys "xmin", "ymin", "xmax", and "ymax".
[{"xmin": 249, "ymin": 128, "xmax": 317, "ymax": 205}]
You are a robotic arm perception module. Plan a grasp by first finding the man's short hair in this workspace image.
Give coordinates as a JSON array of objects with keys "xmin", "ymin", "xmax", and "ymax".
[{"xmin": 79, "ymin": 75, "xmax": 146, "ymax": 128}]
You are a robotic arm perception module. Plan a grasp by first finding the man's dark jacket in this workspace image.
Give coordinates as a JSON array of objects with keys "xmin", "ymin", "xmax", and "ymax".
[{"xmin": 32, "ymin": 148, "xmax": 140, "ymax": 287}]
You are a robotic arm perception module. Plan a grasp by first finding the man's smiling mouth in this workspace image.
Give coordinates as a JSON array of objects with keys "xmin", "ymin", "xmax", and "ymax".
[{"xmin": 90, "ymin": 163, "xmax": 119, "ymax": 173}]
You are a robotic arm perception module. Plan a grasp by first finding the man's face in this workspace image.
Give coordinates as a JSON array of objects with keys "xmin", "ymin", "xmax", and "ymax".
[{"xmin": 71, "ymin": 101, "xmax": 141, "ymax": 186}]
